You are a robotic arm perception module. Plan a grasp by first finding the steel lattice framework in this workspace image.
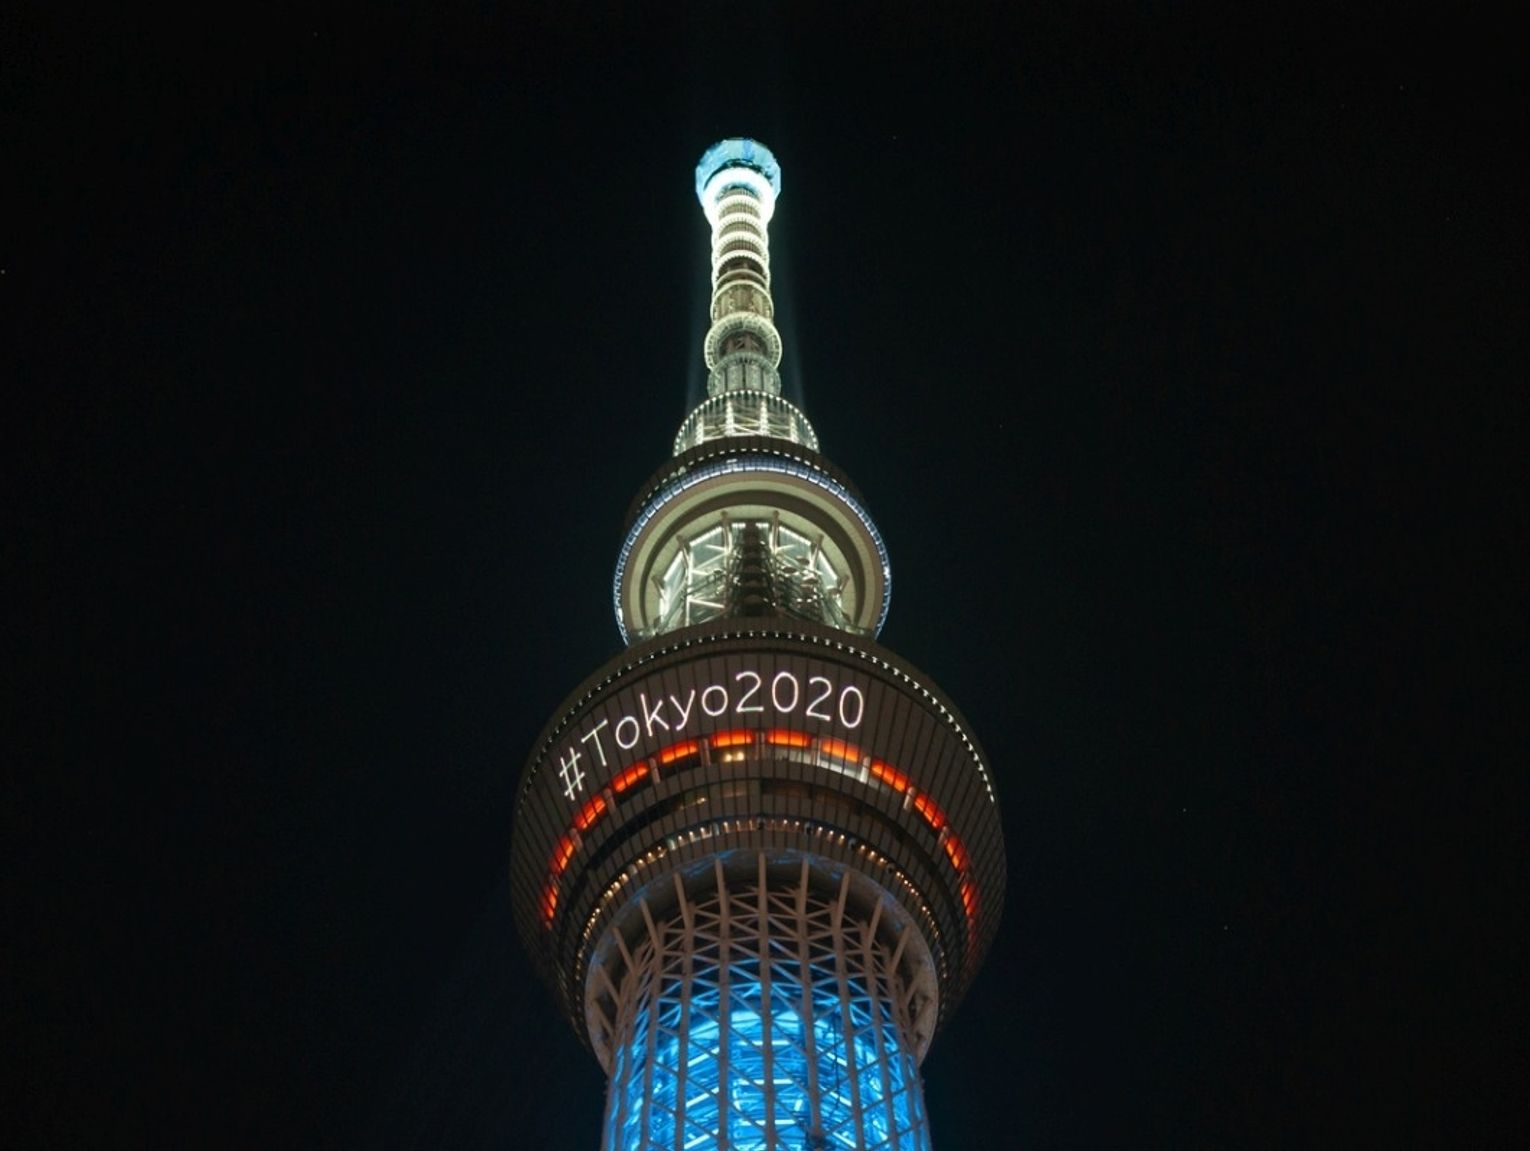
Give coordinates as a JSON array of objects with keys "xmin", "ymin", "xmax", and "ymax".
[
  {"xmin": 511, "ymin": 139, "xmax": 1005, "ymax": 1151},
  {"xmin": 598, "ymin": 857, "xmax": 932, "ymax": 1151}
]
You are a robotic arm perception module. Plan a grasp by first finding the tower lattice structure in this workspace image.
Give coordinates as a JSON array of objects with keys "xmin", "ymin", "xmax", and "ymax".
[{"xmin": 511, "ymin": 139, "xmax": 1005, "ymax": 1151}]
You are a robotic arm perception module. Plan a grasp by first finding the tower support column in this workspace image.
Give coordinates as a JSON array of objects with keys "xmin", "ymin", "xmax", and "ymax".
[{"xmin": 599, "ymin": 854, "xmax": 934, "ymax": 1151}]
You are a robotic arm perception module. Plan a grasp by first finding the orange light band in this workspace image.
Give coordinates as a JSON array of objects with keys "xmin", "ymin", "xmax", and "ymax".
[
  {"xmin": 819, "ymin": 737, "xmax": 863, "ymax": 764},
  {"xmin": 943, "ymin": 835, "xmax": 968, "ymax": 871},
  {"xmin": 912, "ymin": 793, "xmax": 945, "ymax": 830},
  {"xmin": 543, "ymin": 732, "xmax": 980, "ymax": 932},
  {"xmin": 869, "ymin": 759, "xmax": 910, "ymax": 792},
  {"xmin": 765, "ymin": 728, "xmax": 813, "ymax": 748},
  {"xmin": 657, "ymin": 739, "xmax": 701, "ymax": 765},
  {"xmin": 573, "ymin": 793, "xmax": 607, "ymax": 832},
  {"xmin": 611, "ymin": 763, "xmax": 650, "ymax": 794}
]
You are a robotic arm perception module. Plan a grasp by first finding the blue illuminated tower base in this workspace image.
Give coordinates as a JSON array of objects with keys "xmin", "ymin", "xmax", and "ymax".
[{"xmin": 595, "ymin": 855, "xmax": 933, "ymax": 1151}]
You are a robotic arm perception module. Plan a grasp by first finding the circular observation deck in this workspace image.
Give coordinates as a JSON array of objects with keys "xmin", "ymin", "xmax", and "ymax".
[
  {"xmin": 614, "ymin": 440, "xmax": 891, "ymax": 644},
  {"xmin": 509, "ymin": 617, "xmax": 1005, "ymax": 1058}
]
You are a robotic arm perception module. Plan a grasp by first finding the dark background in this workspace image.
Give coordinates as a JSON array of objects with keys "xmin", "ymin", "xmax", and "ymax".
[{"xmin": 7, "ymin": 4, "xmax": 1523, "ymax": 1148}]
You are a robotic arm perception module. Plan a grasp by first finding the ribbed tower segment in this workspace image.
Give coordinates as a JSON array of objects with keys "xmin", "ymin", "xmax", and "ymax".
[
  {"xmin": 676, "ymin": 140, "xmax": 818, "ymax": 456},
  {"xmin": 511, "ymin": 140, "xmax": 1006, "ymax": 1151}
]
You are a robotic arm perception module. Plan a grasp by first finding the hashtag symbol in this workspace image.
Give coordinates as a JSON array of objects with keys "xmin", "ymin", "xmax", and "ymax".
[{"xmin": 558, "ymin": 746, "xmax": 587, "ymax": 801}]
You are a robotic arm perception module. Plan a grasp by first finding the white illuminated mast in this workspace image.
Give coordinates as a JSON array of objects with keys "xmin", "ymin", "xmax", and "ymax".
[{"xmin": 674, "ymin": 140, "xmax": 818, "ymax": 454}]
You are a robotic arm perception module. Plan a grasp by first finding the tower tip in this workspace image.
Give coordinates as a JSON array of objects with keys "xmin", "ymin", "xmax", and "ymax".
[{"xmin": 695, "ymin": 138, "xmax": 782, "ymax": 205}]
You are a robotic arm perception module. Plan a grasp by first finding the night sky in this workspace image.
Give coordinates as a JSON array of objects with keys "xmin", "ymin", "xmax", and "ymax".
[{"xmin": 9, "ymin": 5, "xmax": 1522, "ymax": 1149}]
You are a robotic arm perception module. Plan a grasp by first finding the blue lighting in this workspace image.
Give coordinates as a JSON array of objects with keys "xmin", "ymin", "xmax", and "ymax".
[
  {"xmin": 696, "ymin": 138, "xmax": 783, "ymax": 204},
  {"xmin": 606, "ymin": 972, "xmax": 930, "ymax": 1150}
]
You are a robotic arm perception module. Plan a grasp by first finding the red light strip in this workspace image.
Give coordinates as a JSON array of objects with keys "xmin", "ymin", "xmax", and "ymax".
[
  {"xmin": 542, "ymin": 728, "xmax": 980, "ymax": 933},
  {"xmin": 657, "ymin": 739, "xmax": 700, "ymax": 765},
  {"xmin": 869, "ymin": 759, "xmax": 910, "ymax": 793},
  {"xmin": 819, "ymin": 737, "xmax": 863, "ymax": 764},
  {"xmin": 574, "ymin": 793, "xmax": 607, "ymax": 832},
  {"xmin": 912, "ymin": 792, "xmax": 945, "ymax": 831},
  {"xmin": 943, "ymin": 834, "xmax": 968, "ymax": 871},
  {"xmin": 765, "ymin": 728, "xmax": 813, "ymax": 748},
  {"xmin": 611, "ymin": 762, "xmax": 650, "ymax": 794}
]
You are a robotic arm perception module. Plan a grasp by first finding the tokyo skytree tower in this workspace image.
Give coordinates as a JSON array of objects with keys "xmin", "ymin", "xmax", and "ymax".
[{"xmin": 511, "ymin": 139, "xmax": 1006, "ymax": 1151}]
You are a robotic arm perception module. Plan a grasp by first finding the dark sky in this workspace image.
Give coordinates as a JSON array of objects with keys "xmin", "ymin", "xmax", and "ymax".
[{"xmin": 8, "ymin": 4, "xmax": 1523, "ymax": 1149}]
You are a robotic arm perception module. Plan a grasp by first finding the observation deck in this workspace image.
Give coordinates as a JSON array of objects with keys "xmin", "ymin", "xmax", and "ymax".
[{"xmin": 511, "ymin": 616, "xmax": 1005, "ymax": 1059}]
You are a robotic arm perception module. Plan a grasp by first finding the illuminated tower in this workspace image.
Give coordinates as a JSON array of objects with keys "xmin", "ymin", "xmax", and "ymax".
[{"xmin": 511, "ymin": 139, "xmax": 1005, "ymax": 1151}]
